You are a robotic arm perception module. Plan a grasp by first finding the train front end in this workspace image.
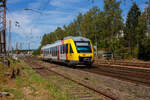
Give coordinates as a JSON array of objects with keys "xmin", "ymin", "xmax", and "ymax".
[
  {"xmin": 75, "ymin": 40, "xmax": 94, "ymax": 66},
  {"xmin": 65, "ymin": 36, "xmax": 94, "ymax": 67}
]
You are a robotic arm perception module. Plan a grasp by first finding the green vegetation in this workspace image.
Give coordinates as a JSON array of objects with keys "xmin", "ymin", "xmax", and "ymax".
[
  {"xmin": 125, "ymin": 3, "xmax": 141, "ymax": 57},
  {"xmin": 0, "ymin": 62, "xmax": 9, "ymax": 91},
  {"xmin": 35, "ymin": 0, "xmax": 150, "ymax": 60},
  {"xmin": 1, "ymin": 60, "xmax": 93, "ymax": 100}
]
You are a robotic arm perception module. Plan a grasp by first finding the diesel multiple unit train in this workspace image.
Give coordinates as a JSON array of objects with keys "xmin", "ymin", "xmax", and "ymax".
[{"xmin": 41, "ymin": 36, "xmax": 94, "ymax": 66}]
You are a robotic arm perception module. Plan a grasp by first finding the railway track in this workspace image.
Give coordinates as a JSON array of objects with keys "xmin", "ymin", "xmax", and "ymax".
[
  {"xmin": 22, "ymin": 57, "xmax": 117, "ymax": 100},
  {"xmin": 23, "ymin": 57, "xmax": 150, "ymax": 87},
  {"xmin": 96, "ymin": 60, "xmax": 150, "ymax": 68},
  {"xmin": 26, "ymin": 57, "xmax": 150, "ymax": 86},
  {"xmin": 79, "ymin": 65, "xmax": 150, "ymax": 87},
  {"xmin": 21, "ymin": 56, "xmax": 150, "ymax": 100},
  {"xmin": 85, "ymin": 60, "xmax": 150, "ymax": 86}
]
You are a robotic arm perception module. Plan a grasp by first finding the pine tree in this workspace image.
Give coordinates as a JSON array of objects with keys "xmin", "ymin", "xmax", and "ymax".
[
  {"xmin": 125, "ymin": 2, "xmax": 141, "ymax": 56},
  {"xmin": 75, "ymin": 13, "xmax": 83, "ymax": 35}
]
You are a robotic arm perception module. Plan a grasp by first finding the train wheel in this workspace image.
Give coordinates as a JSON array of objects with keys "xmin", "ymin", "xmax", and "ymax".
[
  {"xmin": 87, "ymin": 63, "xmax": 92, "ymax": 68},
  {"xmin": 72, "ymin": 65, "xmax": 76, "ymax": 69}
]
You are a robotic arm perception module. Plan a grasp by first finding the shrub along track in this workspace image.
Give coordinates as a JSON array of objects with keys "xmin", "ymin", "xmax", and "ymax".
[{"xmin": 22, "ymin": 57, "xmax": 116, "ymax": 100}]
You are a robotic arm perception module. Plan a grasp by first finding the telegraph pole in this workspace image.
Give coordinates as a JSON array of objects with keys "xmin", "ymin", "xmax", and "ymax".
[
  {"xmin": 8, "ymin": 20, "xmax": 11, "ymax": 56},
  {"xmin": 0, "ymin": 0, "xmax": 6, "ymax": 55},
  {"xmin": 16, "ymin": 42, "xmax": 18, "ymax": 54},
  {"xmin": 20, "ymin": 42, "xmax": 22, "ymax": 50}
]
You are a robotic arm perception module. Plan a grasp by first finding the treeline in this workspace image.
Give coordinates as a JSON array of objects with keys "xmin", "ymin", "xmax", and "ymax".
[{"xmin": 36, "ymin": 0, "xmax": 150, "ymax": 60}]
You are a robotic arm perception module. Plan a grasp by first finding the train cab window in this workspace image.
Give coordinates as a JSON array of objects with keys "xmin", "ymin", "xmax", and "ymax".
[
  {"xmin": 75, "ymin": 41, "xmax": 92, "ymax": 53},
  {"xmin": 70, "ymin": 45, "xmax": 73, "ymax": 53}
]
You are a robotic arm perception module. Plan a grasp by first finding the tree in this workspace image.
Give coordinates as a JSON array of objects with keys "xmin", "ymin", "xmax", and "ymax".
[
  {"xmin": 54, "ymin": 27, "xmax": 65, "ymax": 40},
  {"xmin": 125, "ymin": 2, "xmax": 141, "ymax": 57},
  {"xmin": 136, "ymin": 12, "xmax": 147, "ymax": 45},
  {"xmin": 104, "ymin": 0, "xmax": 123, "ymax": 53},
  {"xmin": 75, "ymin": 13, "xmax": 83, "ymax": 35},
  {"xmin": 137, "ymin": 1, "xmax": 150, "ymax": 60},
  {"xmin": 138, "ymin": 38, "xmax": 150, "ymax": 61},
  {"xmin": 80, "ymin": 6, "xmax": 100, "ymax": 43},
  {"xmin": 147, "ymin": 1, "xmax": 150, "ymax": 36}
]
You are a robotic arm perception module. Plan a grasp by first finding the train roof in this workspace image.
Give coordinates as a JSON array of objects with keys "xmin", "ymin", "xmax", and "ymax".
[
  {"xmin": 41, "ymin": 40, "xmax": 61, "ymax": 50},
  {"xmin": 42, "ymin": 36, "xmax": 90, "ymax": 50},
  {"xmin": 64, "ymin": 36, "xmax": 90, "ymax": 41}
]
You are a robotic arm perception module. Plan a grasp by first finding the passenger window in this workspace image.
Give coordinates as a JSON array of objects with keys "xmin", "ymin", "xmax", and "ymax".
[
  {"xmin": 63, "ymin": 45, "xmax": 65, "ymax": 54},
  {"xmin": 61, "ymin": 45, "xmax": 63, "ymax": 54},
  {"xmin": 56, "ymin": 47, "xmax": 57, "ymax": 56},
  {"xmin": 70, "ymin": 45, "xmax": 73, "ymax": 53},
  {"xmin": 66, "ymin": 44, "xmax": 68, "ymax": 54}
]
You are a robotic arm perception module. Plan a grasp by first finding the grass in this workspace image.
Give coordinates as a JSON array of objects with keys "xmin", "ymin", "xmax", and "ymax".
[
  {"xmin": 0, "ymin": 62, "xmax": 9, "ymax": 91},
  {"xmin": 0, "ymin": 58, "xmax": 100, "ymax": 100},
  {"xmin": 0, "ymin": 59, "xmax": 77, "ymax": 100}
]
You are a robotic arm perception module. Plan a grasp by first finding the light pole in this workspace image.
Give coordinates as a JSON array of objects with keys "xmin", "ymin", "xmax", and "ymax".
[
  {"xmin": 24, "ymin": 8, "xmax": 43, "ymax": 52},
  {"xmin": 24, "ymin": 8, "xmax": 42, "ymax": 15}
]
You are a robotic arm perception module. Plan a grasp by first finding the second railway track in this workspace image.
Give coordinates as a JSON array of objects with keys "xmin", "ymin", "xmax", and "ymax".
[{"xmin": 79, "ymin": 65, "xmax": 150, "ymax": 87}]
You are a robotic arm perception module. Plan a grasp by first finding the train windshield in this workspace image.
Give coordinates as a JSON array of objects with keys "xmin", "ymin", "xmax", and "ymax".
[{"xmin": 75, "ymin": 41, "xmax": 92, "ymax": 53}]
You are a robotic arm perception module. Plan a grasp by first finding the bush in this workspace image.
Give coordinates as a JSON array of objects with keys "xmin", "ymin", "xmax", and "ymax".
[
  {"xmin": 138, "ymin": 38, "xmax": 150, "ymax": 61},
  {"xmin": 33, "ymin": 49, "xmax": 41, "ymax": 56}
]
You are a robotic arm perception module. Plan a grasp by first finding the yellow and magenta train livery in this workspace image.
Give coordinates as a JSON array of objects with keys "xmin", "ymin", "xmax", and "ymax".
[{"xmin": 41, "ymin": 36, "xmax": 94, "ymax": 66}]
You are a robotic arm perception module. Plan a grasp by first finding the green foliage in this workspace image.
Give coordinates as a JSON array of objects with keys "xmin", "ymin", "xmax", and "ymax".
[
  {"xmin": 33, "ymin": 47, "xmax": 41, "ymax": 55},
  {"xmin": 39, "ymin": 0, "xmax": 123, "ymax": 52},
  {"xmin": 138, "ymin": 38, "xmax": 150, "ymax": 61},
  {"xmin": 104, "ymin": 0, "xmax": 123, "ymax": 52},
  {"xmin": 35, "ymin": 0, "xmax": 150, "ymax": 60},
  {"xmin": 124, "ymin": 2, "xmax": 141, "ymax": 56}
]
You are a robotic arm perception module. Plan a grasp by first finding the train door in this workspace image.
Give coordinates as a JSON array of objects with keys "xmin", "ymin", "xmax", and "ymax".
[
  {"xmin": 68, "ymin": 44, "xmax": 73, "ymax": 61},
  {"xmin": 65, "ymin": 44, "xmax": 68, "ymax": 60},
  {"xmin": 60, "ymin": 44, "xmax": 66, "ymax": 61}
]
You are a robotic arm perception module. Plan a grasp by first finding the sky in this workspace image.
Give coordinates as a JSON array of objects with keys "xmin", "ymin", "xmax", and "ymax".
[{"xmin": 6, "ymin": 0, "xmax": 149, "ymax": 50}]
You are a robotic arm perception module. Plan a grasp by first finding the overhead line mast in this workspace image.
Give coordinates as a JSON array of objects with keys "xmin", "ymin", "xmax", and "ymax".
[{"xmin": 0, "ymin": 0, "xmax": 6, "ymax": 55}]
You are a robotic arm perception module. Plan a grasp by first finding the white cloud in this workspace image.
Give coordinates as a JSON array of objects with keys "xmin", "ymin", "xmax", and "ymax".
[
  {"xmin": 50, "ymin": 0, "xmax": 65, "ymax": 7},
  {"xmin": 7, "ymin": 0, "xmax": 89, "ymax": 49},
  {"xmin": 7, "ymin": 0, "xmax": 20, "ymax": 4},
  {"xmin": 6, "ymin": 9, "xmax": 77, "ymax": 39},
  {"xmin": 50, "ymin": 0, "xmax": 80, "ymax": 7},
  {"xmin": 28, "ymin": 0, "xmax": 43, "ymax": 9}
]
